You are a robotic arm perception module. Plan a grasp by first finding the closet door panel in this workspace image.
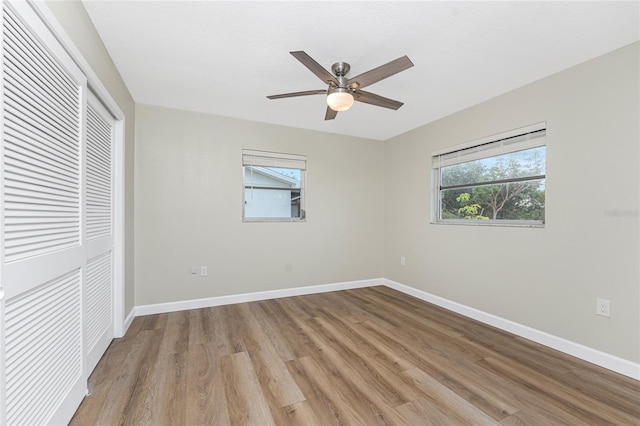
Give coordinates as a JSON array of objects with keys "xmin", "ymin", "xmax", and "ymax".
[
  {"xmin": 84, "ymin": 93, "xmax": 115, "ymax": 373},
  {"xmin": 1, "ymin": 2, "xmax": 87, "ymax": 424}
]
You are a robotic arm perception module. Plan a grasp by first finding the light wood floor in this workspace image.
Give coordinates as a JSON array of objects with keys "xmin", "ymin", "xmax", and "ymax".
[{"xmin": 71, "ymin": 286, "xmax": 640, "ymax": 425}]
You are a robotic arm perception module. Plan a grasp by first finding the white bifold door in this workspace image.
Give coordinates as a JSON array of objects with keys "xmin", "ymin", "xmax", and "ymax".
[
  {"xmin": 0, "ymin": 2, "xmax": 118, "ymax": 425},
  {"xmin": 84, "ymin": 92, "xmax": 116, "ymax": 376}
]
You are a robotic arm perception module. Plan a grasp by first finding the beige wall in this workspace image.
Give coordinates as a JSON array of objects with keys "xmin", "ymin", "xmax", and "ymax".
[
  {"xmin": 45, "ymin": 1, "xmax": 136, "ymax": 315},
  {"xmin": 134, "ymin": 105, "xmax": 385, "ymax": 305},
  {"xmin": 384, "ymin": 43, "xmax": 640, "ymax": 363}
]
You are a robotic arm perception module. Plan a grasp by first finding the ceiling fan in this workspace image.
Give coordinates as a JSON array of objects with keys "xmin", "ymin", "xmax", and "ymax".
[{"xmin": 267, "ymin": 51, "xmax": 414, "ymax": 120}]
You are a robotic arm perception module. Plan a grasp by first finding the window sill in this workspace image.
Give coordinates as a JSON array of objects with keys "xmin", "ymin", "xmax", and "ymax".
[
  {"xmin": 431, "ymin": 219, "xmax": 544, "ymax": 228},
  {"xmin": 243, "ymin": 218, "xmax": 306, "ymax": 223}
]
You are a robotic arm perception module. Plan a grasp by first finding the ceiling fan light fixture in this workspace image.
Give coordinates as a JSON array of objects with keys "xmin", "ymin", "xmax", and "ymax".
[{"xmin": 327, "ymin": 88, "xmax": 354, "ymax": 112}]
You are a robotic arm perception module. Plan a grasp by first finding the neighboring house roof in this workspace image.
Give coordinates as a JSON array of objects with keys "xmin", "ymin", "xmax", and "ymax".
[{"xmin": 245, "ymin": 166, "xmax": 299, "ymax": 188}]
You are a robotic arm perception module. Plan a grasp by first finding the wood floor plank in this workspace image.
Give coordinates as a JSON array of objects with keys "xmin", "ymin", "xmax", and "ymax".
[
  {"xmin": 350, "ymin": 287, "xmax": 466, "ymax": 339},
  {"xmin": 74, "ymin": 329, "xmax": 163, "ymax": 425},
  {"xmin": 166, "ymin": 309, "xmax": 190, "ymax": 328},
  {"xmin": 198, "ymin": 306, "xmax": 235, "ymax": 354},
  {"xmin": 249, "ymin": 301, "xmax": 304, "ymax": 361},
  {"xmin": 158, "ymin": 322, "xmax": 190, "ymax": 355},
  {"xmin": 280, "ymin": 401, "xmax": 323, "ymax": 425},
  {"xmin": 68, "ymin": 341, "xmax": 129, "ymax": 424},
  {"xmin": 405, "ymin": 367, "xmax": 500, "ymax": 425},
  {"xmin": 383, "ymin": 318, "xmax": 600, "ymax": 424},
  {"xmin": 120, "ymin": 329, "xmax": 166, "ymax": 425},
  {"xmin": 151, "ymin": 352, "xmax": 187, "ymax": 425},
  {"xmin": 314, "ymin": 309, "xmax": 419, "ymax": 399},
  {"xmin": 318, "ymin": 307, "xmax": 415, "ymax": 374},
  {"xmin": 280, "ymin": 293, "xmax": 323, "ymax": 319},
  {"xmin": 318, "ymin": 291, "xmax": 397, "ymax": 329},
  {"xmin": 355, "ymin": 295, "xmax": 495, "ymax": 362},
  {"xmin": 294, "ymin": 354, "xmax": 403, "ymax": 425},
  {"xmin": 395, "ymin": 397, "xmax": 464, "ymax": 425},
  {"xmin": 283, "ymin": 300, "xmax": 411, "ymax": 411},
  {"xmin": 273, "ymin": 297, "xmax": 330, "ymax": 356},
  {"xmin": 481, "ymin": 355, "xmax": 640, "ymax": 425},
  {"xmin": 463, "ymin": 331, "xmax": 578, "ymax": 377},
  {"xmin": 360, "ymin": 318, "xmax": 520, "ymax": 421},
  {"xmin": 282, "ymin": 299, "xmax": 408, "ymax": 424},
  {"xmin": 306, "ymin": 315, "xmax": 415, "ymax": 407},
  {"xmin": 285, "ymin": 357, "xmax": 365, "ymax": 425},
  {"xmin": 72, "ymin": 287, "xmax": 640, "ymax": 425},
  {"xmin": 221, "ymin": 351, "xmax": 277, "ymax": 426},
  {"xmin": 139, "ymin": 312, "xmax": 169, "ymax": 331},
  {"xmin": 234, "ymin": 303, "xmax": 306, "ymax": 408},
  {"xmin": 220, "ymin": 304, "xmax": 252, "ymax": 354},
  {"xmin": 376, "ymin": 326, "xmax": 520, "ymax": 422},
  {"xmin": 559, "ymin": 367, "xmax": 640, "ymax": 419},
  {"xmin": 337, "ymin": 318, "xmax": 573, "ymax": 423},
  {"xmin": 185, "ymin": 342, "xmax": 230, "ymax": 426},
  {"xmin": 499, "ymin": 407, "xmax": 582, "ymax": 426},
  {"xmin": 350, "ymin": 321, "xmax": 417, "ymax": 371}
]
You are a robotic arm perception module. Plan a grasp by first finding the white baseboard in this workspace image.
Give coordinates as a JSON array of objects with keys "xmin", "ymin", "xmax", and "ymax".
[
  {"xmin": 134, "ymin": 278, "xmax": 383, "ymax": 317},
  {"xmin": 384, "ymin": 278, "xmax": 640, "ymax": 381}
]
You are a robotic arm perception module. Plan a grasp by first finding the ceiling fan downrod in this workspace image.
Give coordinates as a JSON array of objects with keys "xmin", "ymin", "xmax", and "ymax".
[{"xmin": 331, "ymin": 62, "xmax": 351, "ymax": 89}]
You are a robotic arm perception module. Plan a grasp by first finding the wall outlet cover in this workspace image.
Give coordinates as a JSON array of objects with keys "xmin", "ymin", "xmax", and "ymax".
[{"xmin": 596, "ymin": 298, "xmax": 610, "ymax": 317}]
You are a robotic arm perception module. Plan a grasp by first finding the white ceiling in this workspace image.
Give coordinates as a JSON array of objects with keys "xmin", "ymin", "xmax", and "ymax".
[{"xmin": 82, "ymin": 1, "xmax": 639, "ymax": 141}]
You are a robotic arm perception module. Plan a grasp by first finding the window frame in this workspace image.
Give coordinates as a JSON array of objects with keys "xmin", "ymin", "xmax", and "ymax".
[
  {"xmin": 431, "ymin": 122, "xmax": 546, "ymax": 227},
  {"xmin": 242, "ymin": 149, "xmax": 306, "ymax": 222}
]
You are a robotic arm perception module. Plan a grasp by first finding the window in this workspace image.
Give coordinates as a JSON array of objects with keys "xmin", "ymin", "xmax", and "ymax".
[
  {"xmin": 242, "ymin": 149, "xmax": 306, "ymax": 221},
  {"xmin": 432, "ymin": 123, "xmax": 546, "ymax": 226}
]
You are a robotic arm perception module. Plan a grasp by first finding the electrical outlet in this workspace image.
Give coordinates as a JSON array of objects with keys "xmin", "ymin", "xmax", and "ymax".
[
  {"xmin": 400, "ymin": 256, "xmax": 406, "ymax": 266},
  {"xmin": 200, "ymin": 266, "xmax": 208, "ymax": 276},
  {"xmin": 596, "ymin": 298, "xmax": 610, "ymax": 317}
]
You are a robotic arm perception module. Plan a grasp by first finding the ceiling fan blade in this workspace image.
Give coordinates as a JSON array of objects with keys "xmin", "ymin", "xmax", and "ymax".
[
  {"xmin": 290, "ymin": 51, "xmax": 339, "ymax": 85},
  {"xmin": 324, "ymin": 106, "xmax": 338, "ymax": 121},
  {"xmin": 353, "ymin": 90, "xmax": 404, "ymax": 110},
  {"xmin": 348, "ymin": 55, "xmax": 414, "ymax": 90},
  {"xmin": 267, "ymin": 89, "xmax": 327, "ymax": 100}
]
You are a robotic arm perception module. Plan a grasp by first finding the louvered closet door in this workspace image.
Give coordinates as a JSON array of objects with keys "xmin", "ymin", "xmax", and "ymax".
[
  {"xmin": 84, "ymin": 91, "xmax": 115, "ymax": 374},
  {"xmin": 1, "ymin": 2, "xmax": 88, "ymax": 425}
]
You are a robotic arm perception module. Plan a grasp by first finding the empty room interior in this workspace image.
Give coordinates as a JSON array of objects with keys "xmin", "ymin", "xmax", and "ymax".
[{"xmin": 0, "ymin": 1, "xmax": 639, "ymax": 424}]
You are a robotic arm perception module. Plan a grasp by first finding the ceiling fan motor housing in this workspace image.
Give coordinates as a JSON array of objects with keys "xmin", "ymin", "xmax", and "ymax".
[{"xmin": 331, "ymin": 62, "xmax": 350, "ymax": 77}]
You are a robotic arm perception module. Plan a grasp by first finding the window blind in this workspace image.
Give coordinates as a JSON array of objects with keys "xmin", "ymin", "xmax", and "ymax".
[
  {"xmin": 432, "ymin": 125, "xmax": 546, "ymax": 169},
  {"xmin": 242, "ymin": 149, "xmax": 306, "ymax": 170}
]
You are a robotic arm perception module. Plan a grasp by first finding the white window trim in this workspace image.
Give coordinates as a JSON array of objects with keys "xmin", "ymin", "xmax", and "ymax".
[
  {"xmin": 242, "ymin": 149, "xmax": 306, "ymax": 222},
  {"xmin": 431, "ymin": 122, "xmax": 546, "ymax": 227}
]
